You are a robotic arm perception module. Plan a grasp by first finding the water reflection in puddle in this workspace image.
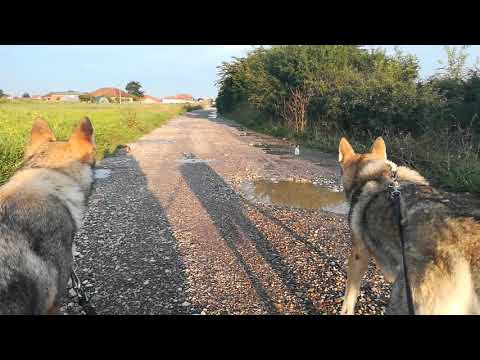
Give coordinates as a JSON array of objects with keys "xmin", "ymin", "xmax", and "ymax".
[
  {"xmin": 242, "ymin": 179, "xmax": 349, "ymax": 215},
  {"xmin": 94, "ymin": 169, "xmax": 112, "ymax": 179},
  {"xmin": 176, "ymin": 158, "xmax": 212, "ymax": 164}
]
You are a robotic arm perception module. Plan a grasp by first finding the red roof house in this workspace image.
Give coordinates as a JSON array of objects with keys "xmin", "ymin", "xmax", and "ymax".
[
  {"xmin": 162, "ymin": 93, "xmax": 195, "ymax": 103},
  {"xmin": 89, "ymin": 87, "xmax": 134, "ymax": 103}
]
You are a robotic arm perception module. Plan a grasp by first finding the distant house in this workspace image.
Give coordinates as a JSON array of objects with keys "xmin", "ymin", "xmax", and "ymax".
[
  {"xmin": 162, "ymin": 93, "xmax": 195, "ymax": 104},
  {"xmin": 140, "ymin": 95, "xmax": 163, "ymax": 104},
  {"xmin": 44, "ymin": 91, "xmax": 84, "ymax": 102},
  {"xmin": 31, "ymin": 95, "xmax": 43, "ymax": 100},
  {"xmin": 89, "ymin": 87, "xmax": 134, "ymax": 103}
]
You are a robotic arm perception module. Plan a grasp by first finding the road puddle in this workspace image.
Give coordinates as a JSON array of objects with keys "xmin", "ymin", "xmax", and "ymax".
[
  {"xmin": 264, "ymin": 149, "xmax": 292, "ymax": 156},
  {"xmin": 94, "ymin": 169, "xmax": 112, "ymax": 179},
  {"xmin": 177, "ymin": 158, "xmax": 212, "ymax": 164},
  {"xmin": 252, "ymin": 143, "xmax": 294, "ymax": 156},
  {"xmin": 242, "ymin": 179, "xmax": 349, "ymax": 214},
  {"xmin": 176, "ymin": 153, "xmax": 212, "ymax": 164}
]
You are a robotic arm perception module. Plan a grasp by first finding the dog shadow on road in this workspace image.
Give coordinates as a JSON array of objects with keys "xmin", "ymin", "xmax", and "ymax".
[
  {"xmin": 70, "ymin": 151, "xmax": 198, "ymax": 315},
  {"xmin": 180, "ymin": 161, "xmax": 320, "ymax": 314}
]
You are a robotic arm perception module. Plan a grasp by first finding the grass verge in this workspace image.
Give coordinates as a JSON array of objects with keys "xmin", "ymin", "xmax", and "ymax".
[{"xmin": 0, "ymin": 101, "xmax": 186, "ymax": 184}]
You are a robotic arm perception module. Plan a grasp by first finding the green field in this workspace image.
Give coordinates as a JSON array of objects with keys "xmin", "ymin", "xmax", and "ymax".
[{"xmin": 0, "ymin": 100, "xmax": 186, "ymax": 184}]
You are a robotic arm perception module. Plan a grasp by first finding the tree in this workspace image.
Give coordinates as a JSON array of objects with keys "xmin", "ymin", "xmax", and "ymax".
[
  {"xmin": 125, "ymin": 81, "xmax": 144, "ymax": 97},
  {"xmin": 0, "ymin": 89, "xmax": 4, "ymax": 98},
  {"xmin": 22, "ymin": 92, "xmax": 30, "ymax": 98},
  {"xmin": 437, "ymin": 45, "xmax": 470, "ymax": 81},
  {"xmin": 279, "ymin": 87, "xmax": 313, "ymax": 133},
  {"xmin": 79, "ymin": 94, "xmax": 94, "ymax": 103}
]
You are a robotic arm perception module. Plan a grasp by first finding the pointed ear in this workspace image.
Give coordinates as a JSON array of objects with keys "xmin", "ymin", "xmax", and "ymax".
[
  {"xmin": 338, "ymin": 137, "xmax": 355, "ymax": 163},
  {"xmin": 69, "ymin": 117, "xmax": 96, "ymax": 163},
  {"xmin": 25, "ymin": 117, "xmax": 56, "ymax": 158},
  {"xmin": 370, "ymin": 137, "xmax": 387, "ymax": 159}
]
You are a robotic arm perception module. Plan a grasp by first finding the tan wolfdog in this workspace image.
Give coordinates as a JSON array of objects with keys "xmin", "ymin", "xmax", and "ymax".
[
  {"xmin": 339, "ymin": 136, "xmax": 480, "ymax": 315},
  {"xmin": 0, "ymin": 117, "xmax": 95, "ymax": 314}
]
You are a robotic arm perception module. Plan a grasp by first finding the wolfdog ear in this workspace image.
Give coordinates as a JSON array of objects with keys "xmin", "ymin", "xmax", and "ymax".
[
  {"xmin": 69, "ymin": 117, "xmax": 96, "ymax": 163},
  {"xmin": 338, "ymin": 137, "xmax": 355, "ymax": 163},
  {"xmin": 25, "ymin": 117, "xmax": 56, "ymax": 158},
  {"xmin": 370, "ymin": 137, "xmax": 387, "ymax": 159}
]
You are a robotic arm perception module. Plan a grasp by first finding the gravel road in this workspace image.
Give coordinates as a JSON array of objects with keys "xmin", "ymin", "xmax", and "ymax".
[{"xmin": 62, "ymin": 108, "xmax": 392, "ymax": 315}]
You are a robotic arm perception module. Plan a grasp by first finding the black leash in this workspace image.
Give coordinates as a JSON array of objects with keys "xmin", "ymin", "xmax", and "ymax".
[
  {"xmin": 70, "ymin": 268, "xmax": 97, "ymax": 315},
  {"xmin": 388, "ymin": 169, "xmax": 416, "ymax": 315}
]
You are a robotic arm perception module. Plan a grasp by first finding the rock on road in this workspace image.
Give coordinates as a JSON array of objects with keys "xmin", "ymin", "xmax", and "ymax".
[{"xmin": 63, "ymin": 109, "xmax": 391, "ymax": 315}]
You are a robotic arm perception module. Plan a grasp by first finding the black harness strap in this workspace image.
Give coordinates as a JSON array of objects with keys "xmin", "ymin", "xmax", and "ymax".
[
  {"xmin": 70, "ymin": 268, "xmax": 97, "ymax": 315},
  {"xmin": 388, "ymin": 170, "xmax": 416, "ymax": 315}
]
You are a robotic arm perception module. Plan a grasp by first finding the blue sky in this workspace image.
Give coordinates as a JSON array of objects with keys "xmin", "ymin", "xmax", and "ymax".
[
  {"xmin": 1, "ymin": 45, "xmax": 480, "ymax": 98},
  {"xmin": 367, "ymin": 45, "xmax": 480, "ymax": 78}
]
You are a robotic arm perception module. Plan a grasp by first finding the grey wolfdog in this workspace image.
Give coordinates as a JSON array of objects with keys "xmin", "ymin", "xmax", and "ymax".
[
  {"xmin": 0, "ymin": 117, "xmax": 95, "ymax": 314},
  {"xmin": 339, "ymin": 136, "xmax": 480, "ymax": 315}
]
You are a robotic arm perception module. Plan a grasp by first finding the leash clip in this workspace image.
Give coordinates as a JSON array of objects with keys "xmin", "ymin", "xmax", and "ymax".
[
  {"xmin": 389, "ymin": 184, "xmax": 401, "ymax": 199},
  {"xmin": 388, "ymin": 168, "xmax": 401, "ymax": 199}
]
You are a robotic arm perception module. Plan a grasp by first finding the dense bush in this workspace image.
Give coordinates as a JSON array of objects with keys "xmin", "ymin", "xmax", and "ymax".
[
  {"xmin": 427, "ymin": 68, "xmax": 480, "ymax": 134},
  {"xmin": 183, "ymin": 103, "xmax": 203, "ymax": 111},
  {"xmin": 217, "ymin": 46, "xmax": 447, "ymax": 136},
  {"xmin": 79, "ymin": 94, "xmax": 95, "ymax": 102}
]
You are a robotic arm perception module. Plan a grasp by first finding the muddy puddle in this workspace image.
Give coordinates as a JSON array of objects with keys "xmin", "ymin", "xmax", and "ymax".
[
  {"xmin": 251, "ymin": 143, "xmax": 294, "ymax": 156},
  {"xmin": 242, "ymin": 179, "xmax": 349, "ymax": 215}
]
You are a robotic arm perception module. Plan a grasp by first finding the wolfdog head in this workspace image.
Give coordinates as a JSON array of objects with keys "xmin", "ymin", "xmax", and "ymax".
[
  {"xmin": 22, "ymin": 117, "xmax": 96, "ymax": 192},
  {"xmin": 338, "ymin": 137, "xmax": 388, "ymax": 197},
  {"xmin": 338, "ymin": 137, "xmax": 428, "ymax": 202}
]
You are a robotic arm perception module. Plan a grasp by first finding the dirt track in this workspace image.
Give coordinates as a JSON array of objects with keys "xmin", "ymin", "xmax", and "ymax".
[{"xmin": 63, "ymin": 109, "xmax": 392, "ymax": 315}]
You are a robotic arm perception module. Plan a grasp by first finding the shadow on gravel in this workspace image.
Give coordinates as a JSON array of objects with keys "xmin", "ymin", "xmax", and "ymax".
[
  {"xmin": 180, "ymin": 161, "xmax": 319, "ymax": 314},
  {"xmin": 243, "ymin": 200, "xmax": 390, "ymax": 310},
  {"xmin": 73, "ymin": 151, "xmax": 196, "ymax": 315},
  {"xmin": 246, "ymin": 201, "xmax": 343, "ymax": 262}
]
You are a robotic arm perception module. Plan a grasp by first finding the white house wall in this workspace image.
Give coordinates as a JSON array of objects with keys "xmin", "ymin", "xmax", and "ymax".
[{"xmin": 142, "ymin": 98, "xmax": 160, "ymax": 104}]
